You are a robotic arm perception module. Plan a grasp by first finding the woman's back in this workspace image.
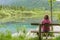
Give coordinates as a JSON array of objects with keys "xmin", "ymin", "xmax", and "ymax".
[{"xmin": 41, "ymin": 15, "xmax": 51, "ymax": 32}]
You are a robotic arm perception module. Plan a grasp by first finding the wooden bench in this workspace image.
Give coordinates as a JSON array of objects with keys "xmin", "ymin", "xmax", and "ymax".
[{"xmin": 31, "ymin": 23, "xmax": 60, "ymax": 40}]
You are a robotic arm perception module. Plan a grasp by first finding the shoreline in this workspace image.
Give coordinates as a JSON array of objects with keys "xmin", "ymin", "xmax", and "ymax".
[{"xmin": 11, "ymin": 26, "xmax": 60, "ymax": 38}]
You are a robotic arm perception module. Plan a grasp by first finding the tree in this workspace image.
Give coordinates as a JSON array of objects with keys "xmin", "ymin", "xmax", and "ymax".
[
  {"xmin": 0, "ymin": 5, "xmax": 2, "ymax": 10},
  {"xmin": 19, "ymin": 6, "xmax": 26, "ymax": 11},
  {"xmin": 48, "ymin": 0, "xmax": 56, "ymax": 3},
  {"xmin": 48, "ymin": 0, "xmax": 56, "ymax": 35},
  {"xmin": 48, "ymin": 0, "xmax": 56, "ymax": 21}
]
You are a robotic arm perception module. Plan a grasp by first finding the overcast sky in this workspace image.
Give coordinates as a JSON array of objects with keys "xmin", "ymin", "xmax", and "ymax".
[{"xmin": 57, "ymin": 0, "xmax": 60, "ymax": 1}]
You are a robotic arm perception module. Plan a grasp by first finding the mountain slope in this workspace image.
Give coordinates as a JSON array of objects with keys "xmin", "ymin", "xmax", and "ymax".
[{"xmin": 0, "ymin": 0, "xmax": 60, "ymax": 10}]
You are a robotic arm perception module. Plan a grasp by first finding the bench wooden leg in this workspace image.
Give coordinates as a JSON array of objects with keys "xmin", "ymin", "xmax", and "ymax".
[{"xmin": 39, "ymin": 34, "xmax": 42, "ymax": 40}]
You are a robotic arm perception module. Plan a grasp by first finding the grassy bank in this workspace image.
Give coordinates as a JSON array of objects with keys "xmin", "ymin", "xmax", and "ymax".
[
  {"xmin": 0, "ymin": 9, "xmax": 60, "ymax": 23},
  {"xmin": 0, "ymin": 31, "xmax": 60, "ymax": 40}
]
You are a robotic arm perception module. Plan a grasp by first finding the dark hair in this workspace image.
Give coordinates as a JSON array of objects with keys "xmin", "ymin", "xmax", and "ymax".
[{"xmin": 44, "ymin": 15, "xmax": 49, "ymax": 19}]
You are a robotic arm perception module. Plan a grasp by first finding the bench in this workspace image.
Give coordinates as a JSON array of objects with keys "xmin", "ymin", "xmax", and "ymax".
[{"xmin": 31, "ymin": 23, "xmax": 60, "ymax": 40}]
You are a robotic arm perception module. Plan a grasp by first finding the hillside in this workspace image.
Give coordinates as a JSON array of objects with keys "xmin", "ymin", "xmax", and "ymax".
[{"xmin": 0, "ymin": 0, "xmax": 60, "ymax": 10}]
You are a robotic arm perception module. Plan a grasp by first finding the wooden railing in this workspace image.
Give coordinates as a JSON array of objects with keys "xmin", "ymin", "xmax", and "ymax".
[
  {"xmin": 31, "ymin": 23, "xmax": 60, "ymax": 40},
  {"xmin": 31, "ymin": 23, "xmax": 60, "ymax": 26}
]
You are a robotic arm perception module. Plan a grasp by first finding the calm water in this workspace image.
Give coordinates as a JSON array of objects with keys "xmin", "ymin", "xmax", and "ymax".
[
  {"xmin": 0, "ymin": 18, "xmax": 41, "ymax": 33},
  {"xmin": 0, "ymin": 19, "xmax": 60, "ymax": 34},
  {"xmin": 0, "ymin": 22, "xmax": 38, "ymax": 33}
]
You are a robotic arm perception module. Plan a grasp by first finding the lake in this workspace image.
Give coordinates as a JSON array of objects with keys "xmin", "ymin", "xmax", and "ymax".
[
  {"xmin": 0, "ymin": 22, "xmax": 38, "ymax": 33},
  {"xmin": 0, "ymin": 19, "xmax": 60, "ymax": 34}
]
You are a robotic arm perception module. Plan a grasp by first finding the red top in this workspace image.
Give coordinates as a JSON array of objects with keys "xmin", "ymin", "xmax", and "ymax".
[{"xmin": 42, "ymin": 19, "xmax": 51, "ymax": 31}]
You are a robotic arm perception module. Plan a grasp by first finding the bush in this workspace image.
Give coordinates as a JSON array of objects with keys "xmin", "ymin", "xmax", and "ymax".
[{"xmin": 54, "ymin": 36, "xmax": 60, "ymax": 40}]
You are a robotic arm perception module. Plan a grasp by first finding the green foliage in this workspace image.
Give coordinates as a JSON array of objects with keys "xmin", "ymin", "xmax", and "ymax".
[
  {"xmin": 0, "ymin": 5, "xmax": 59, "ymax": 23},
  {"xmin": 48, "ymin": 0, "xmax": 56, "ymax": 2},
  {"xmin": 48, "ymin": 0, "xmax": 56, "ymax": 7},
  {"xmin": 0, "ymin": 9, "xmax": 58, "ymax": 23},
  {"xmin": 0, "ymin": 29, "xmax": 38, "ymax": 40},
  {"xmin": 57, "ymin": 13, "xmax": 60, "ymax": 21},
  {"xmin": 29, "ymin": 37, "xmax": 39, "ymax": 40},
  {"xmin": 0, "ymin": 5, "xmax": 2, "ymax": 10},
  {"xmin": 54, "ymin": 36, "xmax": 60, "ymax": 40},
  {"xmin": 0, "ymin": 29, "xmax": 60, "ymax": 40},
  {"xmin": 16, "ymin": 25, "xmax": 26, "ymax": 33}
]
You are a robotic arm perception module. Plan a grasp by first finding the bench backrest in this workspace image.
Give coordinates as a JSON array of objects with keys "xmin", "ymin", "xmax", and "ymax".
[{"xmin": 44, "ymin": 23, "xmax": 50, "ymax": 27}]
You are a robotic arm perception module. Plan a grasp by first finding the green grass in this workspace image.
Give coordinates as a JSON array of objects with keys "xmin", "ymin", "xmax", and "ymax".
[
  {"xmin": 54, "ymin": 36, "xmax": 60, "ymax": 40},
  {"xmin": 0, "ymin": 9, "xmax": 60, "ymax": 23},
  {"xmin": 0, "ymin": 31, "xmax": 38, "ymax": 40},
  {"xmin": 0, "ymin": 31, "xmax": 60, "ymax": 40}
]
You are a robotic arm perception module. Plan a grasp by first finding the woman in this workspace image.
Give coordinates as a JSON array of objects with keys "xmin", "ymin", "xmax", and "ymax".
[{"xmin": 41, "ymin": 15, "xmax": 51, "ymax": 37}]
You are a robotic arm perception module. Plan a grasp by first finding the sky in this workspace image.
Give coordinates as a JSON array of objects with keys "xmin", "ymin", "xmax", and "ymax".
[{"xmin": 57, "ymin": 0, "xmax": 60, "ymax": 1}]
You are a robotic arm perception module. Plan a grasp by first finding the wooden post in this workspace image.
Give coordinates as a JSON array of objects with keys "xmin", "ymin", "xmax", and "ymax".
[{"xmin": 39, "ymin": 25, "xmax": 42, "ymax": 40}]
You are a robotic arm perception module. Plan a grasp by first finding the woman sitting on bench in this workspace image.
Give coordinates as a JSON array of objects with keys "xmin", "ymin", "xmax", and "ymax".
[{"xmin": 41, "ymin": 15, "xmax": 51, "ymax": 36}]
